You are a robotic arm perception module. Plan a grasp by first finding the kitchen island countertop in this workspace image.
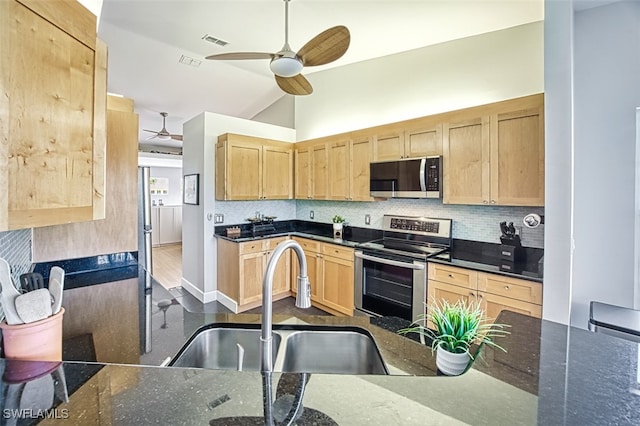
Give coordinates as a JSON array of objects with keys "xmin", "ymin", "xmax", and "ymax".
[{"xmin": 1, "ymin": 262, "xmax": 638, "ymax": 424}]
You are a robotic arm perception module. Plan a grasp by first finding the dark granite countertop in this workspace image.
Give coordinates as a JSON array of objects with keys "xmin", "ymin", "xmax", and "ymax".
[{"xmin": 0, "ymin": 262, "xmax": 638, "ymax": 424}]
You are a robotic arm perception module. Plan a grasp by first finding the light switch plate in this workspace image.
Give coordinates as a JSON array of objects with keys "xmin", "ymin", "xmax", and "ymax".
[
  {"xmin": 365, "ymin": 214, "xmax": 371, "ymax": 225},
  {"xmin": 309, "ymin": 210, "xmax": 314, "ymax": 219}
]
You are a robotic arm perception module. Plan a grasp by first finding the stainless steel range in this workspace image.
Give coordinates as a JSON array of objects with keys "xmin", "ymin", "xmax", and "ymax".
[{"xmin": 355, "ymin": 215, "xmax": 452, "ymax": 321}]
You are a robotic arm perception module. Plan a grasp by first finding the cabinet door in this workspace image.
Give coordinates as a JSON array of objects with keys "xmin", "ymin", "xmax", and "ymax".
[
  {"xmin": 427, "ymin": 280, "xmax": 479, "ymax": 329},
  {"xmin": 262, "ymin": 144, "xmax": 293, "ymax": 199},
  {"xmin": 443, "ymin": 117, "xmax": 490, "ymax": 205},
  {"xmin": 2, "ymin": 1, "xmax": 105, "ymax": 230},
  {"xmin": 328, "ymin": 139, "xmax": 350, "ymax": 201},
  {"xmin": 295, "ymin": 147, "xmax": 311, "ymax": 199},
  {"xmin": 478, "ymin": 292, "xmax": 542, "ymax": 321},
  {"xmin": 350, "ymin": 136, "xmax": 374, "ymax": 201},
  {"xmin": 311, "ymin": 143, "xmax": 328, "ymax": 200},
  {"xmin": 490, "ymin": 107, "xmax": 544, "ymax": 206},
  {"xmin": 172, "ymin": 206, "xmax": 182, "ymax": 243},
  {"xmin": 158, "ymin": 207, "xmax": 177, "ymax": 244},
  {"xmin": 373, "ymin": 131, "xmax": 404, "ymax": 161},
  {"xmin": 404, "ymin": 124, "xmax": 442, "ymax": 158},
  {"xmin": 151, "ymin": 208, "xmax": 160, "ymax": 247},
  {"xmin": 322, "ymin": 255, "xmax": 354, "ymax": 316},
  {"xmin": 239, "ymin": 251, "xmax": 266, "ymax": 305},
  {"xmin": 267, "ymin": 238, "xmax": 291, "ymax": 296},
  {"xmin": 292, "ymin": 249, "xmax": 322, "ymax": 302},
  {"xmin": 227, "ymin": 139, "xmax": 262, "ymax": 200}
]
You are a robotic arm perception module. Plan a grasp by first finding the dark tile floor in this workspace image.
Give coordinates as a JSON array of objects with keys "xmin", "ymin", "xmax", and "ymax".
[{"xmin": 168, "ymin": 286, "xmax": 330, "ymax": 316}]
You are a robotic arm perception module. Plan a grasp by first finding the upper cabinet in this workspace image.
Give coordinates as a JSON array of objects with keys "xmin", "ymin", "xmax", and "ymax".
[
  {"xmin": 372, "ymin": 124, "xmax": 442, "ymax": 161},
  {"xmin": 0, "ymin": 0, "xmax": 107, "ymax": 230},
  {"xmin": 296, "ymin": 134, "xmax": 374, "ymax": 201},
  {"xmin": 216, "ymin": 133, "xmax": 293, "ymax": 200},
  {"xmin": 443, "ymin": 94, "xmax": 544, "ymax": 206}
]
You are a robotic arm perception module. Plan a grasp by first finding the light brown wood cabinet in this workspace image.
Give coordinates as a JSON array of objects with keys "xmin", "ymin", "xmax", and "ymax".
[
  {"xmin": 292, "ymin": 237, "xmax": 354, "ymax": 316},
  {"xmin": 216, "ymin": 133, "xmax": 293, "ymax": 200},
  {"xmin": 296, "ymin": 135, "xmax": 373, "ymax": 202},
  {"xmin": 443, "ymin": 94, "xmax": 544, "ymax": 206},
  {"xmin": 217, "ymin": 236, "xmax": 291, "ymax": 313},
  {"xmin": 372, "ymin": 125, "xmax": 442, "ymax": 161},
  {"xmin": 1, "ymin": 0, "xmax": 107, "ymax": 230},
  {"xmin": 427, "ymin": 263, "xmax": 542, "ymax": 328}
]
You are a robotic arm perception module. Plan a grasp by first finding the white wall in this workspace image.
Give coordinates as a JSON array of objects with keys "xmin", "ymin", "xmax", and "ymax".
[
  {"xmin": 570, "ymin": 1, "xmax": 640, "ymax": 327},
  {"xmin": 251, "ymin": 95, "xmax": 295, "ymax": 129},
  {"xmin": 182, "ymin": 113, "xmax": 295, "ymax": 303},
  {"xmin": 149, "ymin": 167, "xmax": 182, "ymax": 206},
  {"xmin": 295, "ymin": 22, "xmax": 543, "ymax": 140}
]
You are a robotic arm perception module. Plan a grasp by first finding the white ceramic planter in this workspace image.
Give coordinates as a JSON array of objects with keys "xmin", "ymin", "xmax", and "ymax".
[
  {"xmin": 436, "ymin": 348, "xmax": 471, "ymax": 376},
  {"xmin": 333, "ymin": 223, "xmax": 343, "ymax": 238}
]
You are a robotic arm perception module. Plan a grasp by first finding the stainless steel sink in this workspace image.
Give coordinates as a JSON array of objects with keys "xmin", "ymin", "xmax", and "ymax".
[
  {"xmin": 279, "ymin": 330, "xmax": 388, "ymax": 375},
  {"xmin": 169, "ymin": 323, "xmax": 389, "ymax": 375},
  {"xmin": 169, "ymin": 327, "xmax": 281, "ymax": 371}
]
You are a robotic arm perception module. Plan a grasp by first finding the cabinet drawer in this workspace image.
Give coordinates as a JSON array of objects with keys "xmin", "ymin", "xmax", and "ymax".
[
  {"xmin": 239, "ymin": 241, "xmax": 266, "ymax": 254},
  {"xmin": 480, "ymin": 292, "xmax": 542, "ymax": 319},
  {"xmin": 293, "ymin": 237, "xmax": 321, "ymax": 253},
  {"xmin": 322, "ymin": 244, "xmax": 354, "ymax": 261},
  {"xmin": 265, "ymin": 236, "xmax": 289, "ymax": 250},
  {"xmin": 428, "ymin": 263, "xmax": 477, "ymax": 289},
  {"xmin": 477, "ymin": 272, "xmax": 542, "ymax": 305}
]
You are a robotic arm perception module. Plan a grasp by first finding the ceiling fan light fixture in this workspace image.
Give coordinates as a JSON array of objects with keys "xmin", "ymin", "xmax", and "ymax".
[
  {"xmin": 270, "ymin": 56, "xmax": 303, "ymax": 78},
  {"xmin": 156, "ymin": 134, "xmax": 172, "ymax": 140}
]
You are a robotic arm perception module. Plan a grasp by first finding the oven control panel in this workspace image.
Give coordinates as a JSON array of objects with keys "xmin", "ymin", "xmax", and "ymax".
[
  {"xmin": 382, "ymin": 215, "xmax": 452, "ymax": 238},
  {"xmin": 389, "ymin": 218, "xmax": 439, "ymax": 233}
]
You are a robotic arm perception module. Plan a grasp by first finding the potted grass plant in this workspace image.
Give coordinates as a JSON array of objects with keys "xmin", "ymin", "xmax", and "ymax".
[{"xmin": 399, "ymin": 299, "xmax": 510, "ymax": 375}]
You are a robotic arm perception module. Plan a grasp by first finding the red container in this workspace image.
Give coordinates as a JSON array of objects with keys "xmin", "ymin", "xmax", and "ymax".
[{"xmin": 0, "ymin": 308, "xmax": 64, "ymax": 362}]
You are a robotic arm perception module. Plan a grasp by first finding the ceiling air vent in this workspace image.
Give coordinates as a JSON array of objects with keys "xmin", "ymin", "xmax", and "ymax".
[
  {"xmin": 178, "ymin": 54, "xmax": 201, "ymax": 67},
  {"xmin": 202, "ymin": 34, "xmax": 229, "ymax": 47}
]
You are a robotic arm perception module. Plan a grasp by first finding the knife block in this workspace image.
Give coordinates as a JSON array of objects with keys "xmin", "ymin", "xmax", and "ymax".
[{"xmin": 499, "ymin": 245, "xmax": 524, "ymax": 263}]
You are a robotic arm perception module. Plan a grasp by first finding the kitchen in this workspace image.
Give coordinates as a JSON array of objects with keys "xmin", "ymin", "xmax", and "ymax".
[{"xmin": 1, "ymin": 0, "xmax": 640, "ymax": 424}]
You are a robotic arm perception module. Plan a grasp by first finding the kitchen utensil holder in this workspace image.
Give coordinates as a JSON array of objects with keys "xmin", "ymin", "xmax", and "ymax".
[
  {"xmin": 0, "ymin": 308, "xmax": 65, "ymax": 362},
  {"xmin": 499, "ymin": 244, "xmax": 523, "ymax": 263}
]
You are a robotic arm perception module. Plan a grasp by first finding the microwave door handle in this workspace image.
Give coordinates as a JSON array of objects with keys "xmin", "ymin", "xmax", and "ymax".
[
  {"xmin": 419, "ymin": 158, "xmax": 427, "ymax": 192},
  {"xmin": 355, "ymin": 252, "xmax": 425, "ymax": 270}
]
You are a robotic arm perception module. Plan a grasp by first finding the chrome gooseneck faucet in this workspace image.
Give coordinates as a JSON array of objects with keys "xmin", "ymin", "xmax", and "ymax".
[{"xmin": 261, "ymin": 240, "xmax": 311, "ymax": 373}]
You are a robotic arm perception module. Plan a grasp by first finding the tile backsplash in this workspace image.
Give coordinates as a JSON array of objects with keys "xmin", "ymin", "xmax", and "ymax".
[
  {"xmin": 215, "ymin": 199, "xmax": 544, "ymax": 249},
  {"xmin": 0, "ymin": 229, "xmax": 32, "ymax": 285}
]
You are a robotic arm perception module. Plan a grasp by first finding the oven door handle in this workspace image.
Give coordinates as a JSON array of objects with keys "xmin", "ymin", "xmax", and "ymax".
[{"xmin": 355, "ymin": 252, "xmax": 426, "ymax": 270}]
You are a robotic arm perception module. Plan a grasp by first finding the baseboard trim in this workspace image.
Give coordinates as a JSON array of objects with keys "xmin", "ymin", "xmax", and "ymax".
[
  {"xmin": 181, "ymin": 277, "xmax": 217, "ymax": 304},
  {"xmin": 216, "ymin": 291, "xmax": 239, "ymax": 314}
]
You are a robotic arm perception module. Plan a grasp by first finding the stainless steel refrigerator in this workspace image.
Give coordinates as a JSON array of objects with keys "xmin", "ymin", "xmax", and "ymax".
[{"xmin": 138, "ymin": 166, "xmax": 153, "ymax": 275}]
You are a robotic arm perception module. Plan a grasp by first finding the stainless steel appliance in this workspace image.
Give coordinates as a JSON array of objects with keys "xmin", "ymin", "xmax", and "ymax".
[
  {"xmin": 355, "ymin": 215, "xmax": 452, "ymax": 321},
  {"xmin": 369, "ymin": 156, "xmax": 442, "ymax": 198},
  {"xmin": 138, "ymin": 167, "xmax": 153, "ymax": 277}
]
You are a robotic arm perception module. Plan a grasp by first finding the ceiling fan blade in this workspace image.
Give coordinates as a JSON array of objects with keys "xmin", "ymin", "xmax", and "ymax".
[
  {"xmin": 143, "ymin": 129, "xmax": 159, "ymax": 133},
  {"xmin": 298, "ymin": 26, "xmax": 350, "ymax": 67},
  {"xmin": 275, "ymin": 74, "xmax": 313, "ymax": 96},
  {"xmin": 170, "ymin": 135, "xmax": 183, "ymax": 141},
  {"xmin": 206, "ymin": 52, "xmax": 274, "ymax": 61},
  {"xmin": 143, "ymin": 134, "xmax": 159, "ymax": 141}
]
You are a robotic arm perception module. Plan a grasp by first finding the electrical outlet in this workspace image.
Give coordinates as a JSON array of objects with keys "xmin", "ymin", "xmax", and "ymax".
[
  {"xmin": 214, "ymin": 214, "xmax": 224, "ymax": 224},
  {"xmin": 309, "ymin": 210, "xmax": 314, "ymax": 220},
  {"xmin": 365, "ymin": 214, "xmax": 371, "ymax": 225}
]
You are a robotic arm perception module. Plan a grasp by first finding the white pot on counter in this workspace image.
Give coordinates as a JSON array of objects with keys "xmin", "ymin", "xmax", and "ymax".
[{"xmin": 436, "ymin": 347, "xmax": 471, "ymax": 376}]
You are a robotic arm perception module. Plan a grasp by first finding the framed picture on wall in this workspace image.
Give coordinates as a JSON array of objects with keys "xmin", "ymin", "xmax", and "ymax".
[{"xmin": 183, "ymin": 174, "xmax": 199, "ymax": 205}]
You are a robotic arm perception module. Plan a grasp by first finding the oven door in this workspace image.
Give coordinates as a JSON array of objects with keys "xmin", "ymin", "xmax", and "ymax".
[{"xmin": 354, "ymin": 250, "xmax": 427, "ymax": 321}]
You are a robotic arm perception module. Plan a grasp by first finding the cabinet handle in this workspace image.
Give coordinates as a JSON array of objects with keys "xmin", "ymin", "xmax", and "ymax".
[
  {"xmin": 448, "ymin": 274, "xmax": 454, "ymax": 278},
  {"xmin": 483, "ymin": 200, "xmax": 488, "ymax": 204},
  {"xmin": 504, "ymin": 285, "xmax": 510, "ymax": 291},
  {"xmin": 490, "ymin": 200, "xmax": 496, "ymax": 204},
  {"xmin": 478, "ymin": 294, "xmax": 484, "ymax": 299},
  {"xmin": 470, "ymin": 292, "xmax": 476, "ymax": 297}
]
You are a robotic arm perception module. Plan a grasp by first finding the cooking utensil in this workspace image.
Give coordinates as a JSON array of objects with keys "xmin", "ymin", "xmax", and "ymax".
[
  {"xmin": 19, "ymin": 272, "xmax": 45, "ymax": 292},
  {"xmin": 0, "ymin": 258, "xmax": 24, "ymax": 325},
  {"xmin": 507, "ymin": 222, "xmax": 516, "ymax": 236},
  {"xmin": 48, "ymin": 267, "xmax": 65, "ymax": 315},
  {"xmin": 499, "ymin": 221, "xmax": 509, "ymax": 237},
  {"xmin": 14, "ymin": 288, "xmax": 53, "ymax": 324}
]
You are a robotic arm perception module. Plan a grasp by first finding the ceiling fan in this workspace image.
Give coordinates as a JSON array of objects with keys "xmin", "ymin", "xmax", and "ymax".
[
  {"xmin": 143, "ymin": 112, "xmax": 183, "ymax": 141},
  {"xmin": 205, "ymin": 0, "xmax": 350, "ymax": 96}
]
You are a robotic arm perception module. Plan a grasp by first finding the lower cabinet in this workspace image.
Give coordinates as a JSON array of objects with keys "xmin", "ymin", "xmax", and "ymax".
[
  {"xmin": 427, "ymin": 263, "xmax": 542, "ymax": 328},
  {"xmin": 217, "ymin": 236, "xmax": 291, "ymax": 313},
  {"xmin": 292, "ymin": 237, "xmax": 355, "ymax": 316},
  {"xmin": 151, "ymin": 206, "xmax": 182, "ymax": 246}
]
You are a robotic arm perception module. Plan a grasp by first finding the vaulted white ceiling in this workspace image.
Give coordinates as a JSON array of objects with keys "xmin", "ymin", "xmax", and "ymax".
[{"xmin": 98, "ymin": 0, "xmax": 544, "ymax": 149}]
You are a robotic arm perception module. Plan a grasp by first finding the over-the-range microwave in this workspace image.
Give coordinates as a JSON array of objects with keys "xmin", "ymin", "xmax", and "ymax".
[{"xmin": 369, "ymin": 156, "xmax": 442, "ymax": 198}]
